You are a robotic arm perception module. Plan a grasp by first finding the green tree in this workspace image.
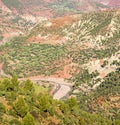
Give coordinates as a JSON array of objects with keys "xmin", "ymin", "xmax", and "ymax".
[
  {"xmin": 24, "ymin": 80, "xmax": 34, "ymax": 94},
  {"xmin": 22, "ymin": 113, "xmax": 35, "ymax": 125},
  {"xmin": 38, "ymin": 94, "xmax": 51, "ymax": 112},
  {"xmin": 67, "ymin": 97, "xmax": 78, "ymax": 110},
  {"xmin": 11, "ymin": 74, "xmax": 19, "ymax": 87},
  {"xmin": 2, "ymin": 78, "xmax": 13, "ymax": 91},
  {"xmin": 59, "ymin": 101, "xmax": 69, "ymax": 114},
  {"xmin": 13, "ymin": 97, "xmax": 28, "ymax": 117}
]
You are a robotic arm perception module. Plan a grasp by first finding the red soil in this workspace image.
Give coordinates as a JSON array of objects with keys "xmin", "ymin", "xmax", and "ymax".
[
  {"xmin": 99, "ymin": 59, "xmax": 105, "ymax": 65},
  {"xmin": 0, "ymin": 63, "xmax": 3, "ymax": 70},
  {"xmin": 100, "ymin": 72, "xmax": 106, "ymax": 78},
  {"xmin": 51, "ymin": 15, "xmax": 78, "ymax": 27},
  {"xmin": 96, "ymin": 96, "xmax": 106, "ymax": 105},
  {"xmin": 3, "ymin": 33, "xmax": 10, "ymax": 38},
  {"xmin": 28, "ymin": 35, "xmax": 67, "ymax": 45}
]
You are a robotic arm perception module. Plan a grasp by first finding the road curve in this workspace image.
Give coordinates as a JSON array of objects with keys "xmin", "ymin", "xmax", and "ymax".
[
  {"xmin": 20, "ymin": 77, "xmax": 73, "ymax": 100},
  {"xmin": 53, "ymin": 84, "xmax": 71, "ymax": 99}
]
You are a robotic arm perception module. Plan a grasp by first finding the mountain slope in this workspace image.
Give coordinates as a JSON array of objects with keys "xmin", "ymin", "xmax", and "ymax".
[
  {"xmin": 1, "ymin": 0, "xmax": 119, "ymax": 17},
  {"xmin": 0, "ymin": 9, "xmax": 36, "ymax": 44},
  {"xmin": 0, "ymin": 10, "xmax": 120, "ymax": 78},
  {"xmin": 0, "ymin": 77, "xmax": 114, "ymax": 125},
  {"xmin": 0, "ymin": 2, "xmax": 120, "ymax": 124}
]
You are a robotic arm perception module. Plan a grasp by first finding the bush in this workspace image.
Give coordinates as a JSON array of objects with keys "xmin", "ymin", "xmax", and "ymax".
[
  {"xmin": 13, "ymin": 97, "xmax": 29, "ymax": 117},
  {"xmin": 0, "ymin": 102, "xmax": 6, "ymax": 114},
  {"xmin": 9, "ymin": 119, "xmax": 21, "ymax": 125},
  {"xmin": 22, "ymin": 113, "xmax": 35, "ymax": 125}
]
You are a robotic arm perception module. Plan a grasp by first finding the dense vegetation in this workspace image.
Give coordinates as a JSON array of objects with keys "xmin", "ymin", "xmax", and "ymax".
[
  {"xmin": 0, "ymin": 76, "xmax": 117, "ymax": 125},
  {"xmin": 72, "ymin": 67, "xmax": 120, "ymax": 123},
  {"xmin": 0, "ymin": 37, "xmax": 66, "ymax": 77}
]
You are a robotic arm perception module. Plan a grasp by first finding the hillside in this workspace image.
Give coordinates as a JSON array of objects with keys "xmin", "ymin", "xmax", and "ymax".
[
  {"xmin": 0, "ymin": 1, "xmax": 120, "ymax": 124},
  {"xmin": 0, "ymin": 10, "xmax": 120, "ymax": 124},
  {"xmin": 0, "ymin": 9, "xmax": 37, "ymax": 44},
  {"xmin": 0, "ymin": 0, "xmax": 119, "ymax": 18},
  {"xmin": 0, "ymin": 10, "xmax": 120, "ymax": 77},
  {"xmin": 1, "ymin": 0, "xmax": 120, "ymax": 44},
  {"xmin": 0, "ymin": 76, "xmax": 118, "ymax": 125}
]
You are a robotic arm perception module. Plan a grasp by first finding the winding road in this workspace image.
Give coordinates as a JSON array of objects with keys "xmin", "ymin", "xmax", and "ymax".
[{"xmin": 20, "ymin": 77, "xmax": 73, "ymax": 100}]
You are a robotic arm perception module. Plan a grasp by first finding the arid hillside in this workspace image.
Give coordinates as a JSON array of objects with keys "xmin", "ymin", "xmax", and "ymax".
[
  {"xmin": 1, "ymin": 0, "xmax": 120, "ymax": 44},
  {"xmin": 1, "ymin": 0, "xmax": 120, "ymax": 17}
]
